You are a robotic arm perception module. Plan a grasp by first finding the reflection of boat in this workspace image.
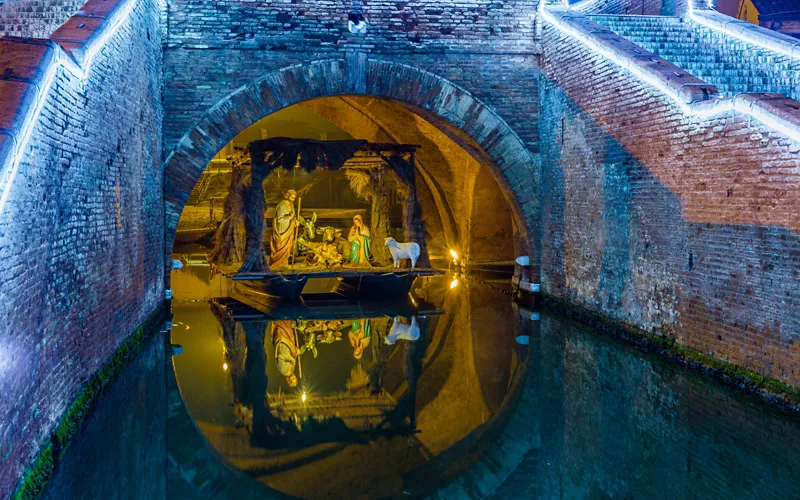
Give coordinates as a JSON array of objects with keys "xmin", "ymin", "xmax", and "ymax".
[
  {"xmin": 208, "ymin": 295, "xmax": 435, "ymax": 452},
  {"xmin": 335, "ymin": 272, "xmax": 419, "ymax": 299},
  {"xmin": 212, "ymin": 290, "xmax": 443, "ymax": 321},
  {"xmin": 228, "ymin": 268, "xmax": 442, "ymax": 301}
]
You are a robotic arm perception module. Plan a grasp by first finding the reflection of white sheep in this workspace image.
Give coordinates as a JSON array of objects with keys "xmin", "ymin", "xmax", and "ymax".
[
  {"xmin": 384, "ymin": 237, "xmax": 420, "ymax": 268},
  {"xmin": 385, "ymin": 316, "xmax": 420, "ymax": 345}
]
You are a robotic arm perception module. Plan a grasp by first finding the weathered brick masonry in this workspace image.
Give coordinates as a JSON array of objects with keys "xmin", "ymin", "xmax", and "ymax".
[
  {"xmin": 539, "ymin": 23, "xmax": 800, "ymax": 387},
  {"xmin": 163, "ymin": 0, "xmax": 540, "ymax": 151},
  {"xmin": 0, "ymin": 0, "xmax": 86, "ymax": 37},
  {"xmin": 0, "ymin": 0, "xmax": 165, "ymax": 496},
  {"xmin": 1, "ymin": 0, "xmax": 799, "ymax": 494},
  {"xmin": 162, "ymin": 0, "xmax": 543, "ymax": 269}
]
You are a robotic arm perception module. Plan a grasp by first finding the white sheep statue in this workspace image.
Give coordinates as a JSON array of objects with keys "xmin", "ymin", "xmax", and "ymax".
[
  {"xmin": 385, "ymin": 316, "xmax": 420, "ymax": 345},
  {"xmin": 384, "ymin": 237, "xmax": 420, "ymax": 269}
]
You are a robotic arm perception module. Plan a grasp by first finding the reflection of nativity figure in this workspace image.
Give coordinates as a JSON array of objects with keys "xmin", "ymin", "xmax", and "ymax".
[
  {"xmin": 272, "ymin": 320, "xmax": 299, "ymax": 387},
  {"xmin": 348, "ymin": 215, "xmax": 371, "ymax": 265},
  {"xmin": 317, "ymin": 319, "xmax": 346, "ymax": 344},
  {"xmin": 385, "ymin": 316, "xmax": 420, "ymax": 345},
  {"xmin": 269, "ymin": 189, "xmax": 297, "ymax": 268},
  {"xmin": 349, "ymin": 318, "xmax": 371, "ymax": 359}
]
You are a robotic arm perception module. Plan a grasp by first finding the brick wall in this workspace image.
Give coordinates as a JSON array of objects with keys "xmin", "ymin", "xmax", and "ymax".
[
  {"xmin": 165, "ymin": 0, "xmax": 537, "ymax": 52},
  {"xmin": 163, "ymin": 0, "xmax": 543, "ymax": 273},
  {"xmin": 590, "ymin": 15, "xmax": 800, "ymax": 101},
  {"xmin": 539, "ymin": 23, "xmax": 800, "ymax": 388},
  {"xmin": 0, "ymin": 0, "xmax": 165, "ymax": 495},
  {"xmin": 0, "ymin": 0, "xmax": 85, "ymax": 37}
]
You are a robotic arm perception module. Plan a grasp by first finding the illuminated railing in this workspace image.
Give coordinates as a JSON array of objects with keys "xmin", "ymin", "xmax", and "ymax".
[
  {"xmin": 688, "ymin": 9, "xmax": 800, "ymax": 61},
  {"xmin": 0, "ymin": 0, "xmax": 137, "ymax": 213},
  {"xmin": 540, "ymin": 3, "xmax": 800, "ymax": 143},
  {"xmin": 563, "ymin": 0, "xmax": 800, "ymax": 60}
]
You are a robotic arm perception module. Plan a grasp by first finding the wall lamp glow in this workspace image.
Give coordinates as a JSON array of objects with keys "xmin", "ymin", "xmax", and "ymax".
[
  {"xmin": 0, "ymin": 0, "xmax": 137, "ymax": 215},
  {"xmin": 541, "ymin": 7, "xmax": 800, "ymax": 144}
]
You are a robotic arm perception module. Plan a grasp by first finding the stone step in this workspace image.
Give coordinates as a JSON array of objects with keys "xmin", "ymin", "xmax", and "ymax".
[{"xmin": 588, "ymin": 14, "xmax": 800, "ymax": 101}]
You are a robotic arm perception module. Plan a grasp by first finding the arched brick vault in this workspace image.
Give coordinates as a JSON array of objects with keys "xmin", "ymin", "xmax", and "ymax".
[
  {"xmin": 298, "ymin": 96, "xmax": 516, "ymax": 263},
  {"xmin": 163, "ymin": 58, "xmax": 540, "ymax": 273}
]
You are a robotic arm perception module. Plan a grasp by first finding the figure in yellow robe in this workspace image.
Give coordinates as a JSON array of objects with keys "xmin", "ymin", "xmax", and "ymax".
[
  {"xmin": 272, "ymin": 320, "xmax": 299, "ymax": 387},
  {"xmin": 269, "ymin": 190, "xmax": 297, "ymax": 269}
]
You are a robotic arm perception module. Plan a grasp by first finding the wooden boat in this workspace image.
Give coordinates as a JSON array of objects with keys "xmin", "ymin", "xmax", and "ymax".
[
  {"xmin": 335, "ymin": 272, "xmax": 418, "ymax": 299},
  {"xmin": 228, "ymin": 268, "xmax": 442, "ymax": 302}
]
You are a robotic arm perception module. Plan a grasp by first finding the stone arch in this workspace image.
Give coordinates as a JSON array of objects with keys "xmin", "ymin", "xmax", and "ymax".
[{"xmin": 163, "ymin": 58, "xmax": 540, "ymax": 274}]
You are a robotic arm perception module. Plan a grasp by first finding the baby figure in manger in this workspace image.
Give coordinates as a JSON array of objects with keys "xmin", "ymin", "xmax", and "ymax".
[{"xmin": 348, "ymin": 215, "xmax": 371, "ymax": 265}]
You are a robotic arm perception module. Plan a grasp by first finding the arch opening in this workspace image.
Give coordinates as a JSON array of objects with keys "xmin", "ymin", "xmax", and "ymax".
[
  {"xmin": 163, "ymin": 59, "xmax": 540, "ymax": 284},
  {"xmin": 165, "ymin": 83, "xmax": 539, "ymax": 498},
  {"xmin": 172, "ymin": 96, "xmax": 520, "ymax": 273}
]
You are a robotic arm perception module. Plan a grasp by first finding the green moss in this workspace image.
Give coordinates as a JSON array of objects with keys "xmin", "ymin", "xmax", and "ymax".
[
  {"xmin": 13, "ymin": 307, "xmax": 165, "ymax": 500},
  {"xmin": 13, "ymin": 445, "xmax": 53, "ymax": 500},
  {"xmin": 541, "ymin": 294, "xmax": 800, "ymax": 410}
]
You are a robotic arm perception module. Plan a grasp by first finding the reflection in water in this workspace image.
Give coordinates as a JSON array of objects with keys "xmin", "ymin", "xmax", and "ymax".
[
  {"xmin": 170, "ymin": 264, "xmax": 800, "ymax": 500},
  {"xmin": 172, "ymin": 266, "xmax": 527, "ymax": 498}
]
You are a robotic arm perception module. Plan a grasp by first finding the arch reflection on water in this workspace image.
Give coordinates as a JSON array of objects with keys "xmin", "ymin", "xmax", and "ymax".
[{"xmin": 171, "ymin": 269, "xmax": 532, "ymax": 499}]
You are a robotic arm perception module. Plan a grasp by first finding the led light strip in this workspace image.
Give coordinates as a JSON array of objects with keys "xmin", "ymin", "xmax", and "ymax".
[
  {"xmin": 569, "ymin": 0, "xmax": 601, "ymax": 11},
  {"xmin": 565, "ymin": 0, "xmax": 799, "ymax": 60},
  {"xmin": 540, "ymin": 5, "xmax": 800, "ymax": 144},
  {"xmin": 688, "ymin": 9, "xmax": 800, "ymax": 61},
  {"xmin": 0, "ymin": 0, "xmax": 138, "ymax": 214}
]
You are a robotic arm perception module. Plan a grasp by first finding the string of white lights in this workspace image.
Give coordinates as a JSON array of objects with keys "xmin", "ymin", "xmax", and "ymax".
[
  {"xmin": 0, "ymin": 0, "xmax": 138, "ymax": 214},
  {"xmin": 688, "ymin": 9, "xmax": 800, "ymax": 61},
  {"xmin": 539, "ymin": 4, "xmax": 800, "ymax": 143}
]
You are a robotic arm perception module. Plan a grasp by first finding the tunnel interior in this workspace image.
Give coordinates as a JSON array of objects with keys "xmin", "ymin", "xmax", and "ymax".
[
  {"xmin": 173, "ymin": 96, "xmax": 519, "ymax": 269},
  {"xmin": 166, "ymin": 95, "xmax": 530, "ymax": 498}
]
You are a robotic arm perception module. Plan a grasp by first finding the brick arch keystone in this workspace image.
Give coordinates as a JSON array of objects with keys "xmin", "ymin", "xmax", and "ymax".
[{"xmin": 163, "ymin": 58, "xmax": 540, "ymax": 274}]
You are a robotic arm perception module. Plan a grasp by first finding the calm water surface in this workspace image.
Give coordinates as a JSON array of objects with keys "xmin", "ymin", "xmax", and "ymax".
[{"xmin": 42, "ymin": 262, "xmax": 800, "ymax": 499}]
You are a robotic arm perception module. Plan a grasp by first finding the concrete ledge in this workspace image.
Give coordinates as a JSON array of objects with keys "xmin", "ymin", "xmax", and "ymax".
[
  {"xmin": 690, "ymin": 10, "xmax": 800, "ymax": 60},
  {"xmin": 0, "ymin": 39, "xmax": 56, "ymax": 130},
  {"xmin": 544, "ymin": 6, "xmax": 719, "ymax": 104},
  {"xmin": 512, "ymin": 275, "xmax": 541, "ymax": 293},
  {"xmin": 733, "ymin": 93, "xmax": 800, "ymax": 137},
  {"xmin": 0, "ymin": 0, "xmax": 136, "ymax": 211},
  {"xmin": 0, "ymin": 38, "xmax": 57, "ymax": 191}
]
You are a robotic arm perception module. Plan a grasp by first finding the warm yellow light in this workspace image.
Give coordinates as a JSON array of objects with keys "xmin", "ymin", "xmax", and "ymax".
[
  {"xmin": 301, "ymin": 392, "xmax": 307, "ymax": 402},
  {"xmin": 408, "ymin": 294, "xmax": 417, "ymax": 306},
  {"xmin": 223, "ymin": 363, "xmax": 228, "ymax": 371},
  {"xmin": 450, "ymin": 279, "xmax": 459, "ymax": 289},
  {"xmin": 449, "ymin": 249, "xmax": 459, "ymax": 261}
]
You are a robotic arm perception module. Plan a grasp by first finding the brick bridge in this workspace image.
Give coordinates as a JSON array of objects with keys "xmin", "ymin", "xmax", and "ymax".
[{"xmin": 0, "ymin": 0, "xmax": 798, "ymax": 495}]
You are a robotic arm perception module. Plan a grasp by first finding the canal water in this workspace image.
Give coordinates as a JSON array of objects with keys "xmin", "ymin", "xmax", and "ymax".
[{"xmin": 43, "ymin": 262, "xmax": 800, "ymax": 498}]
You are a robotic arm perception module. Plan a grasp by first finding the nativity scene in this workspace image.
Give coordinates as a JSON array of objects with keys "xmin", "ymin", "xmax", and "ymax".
[{"xmin": 208, "ymin": 137, "xmax": 440, "ymax": 300}]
